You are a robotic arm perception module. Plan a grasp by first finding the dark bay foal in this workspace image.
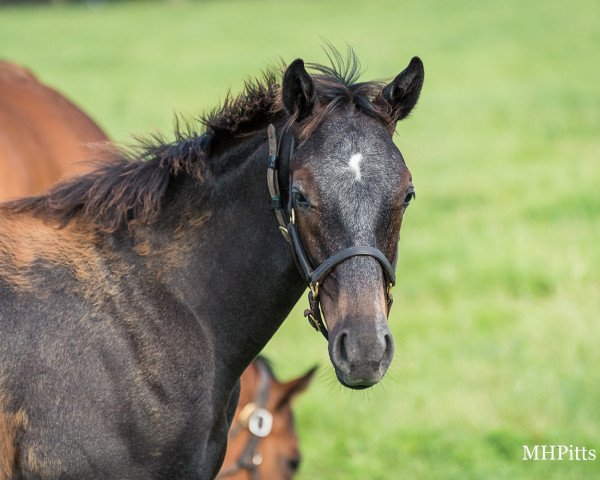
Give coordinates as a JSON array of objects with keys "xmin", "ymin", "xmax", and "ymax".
[
  {"xmin": 0, "ymin": 50, "xmax": 424, "ymax": 478},
  {"xmin": 0, "ymin": 65, "xmax": 314, "ymax": 480}
]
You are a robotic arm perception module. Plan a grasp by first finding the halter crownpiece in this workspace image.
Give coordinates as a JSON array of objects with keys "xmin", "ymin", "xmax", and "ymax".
[{"xmin": 266, "ymin": 124, "xmax": 397, "ymax": 340}]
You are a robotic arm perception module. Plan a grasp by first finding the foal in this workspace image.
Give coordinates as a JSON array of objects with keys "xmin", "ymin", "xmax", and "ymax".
[
  {"xmin": 0, "ymin": 50, "xmax": 424, "ymax": 478},
  {"xmin": 0, "ymin": 63, "xmax": 315, "ymax": 479},
  {"xmin": 218, "ymin": 358, "xmax": 316, "ymax": 480}
]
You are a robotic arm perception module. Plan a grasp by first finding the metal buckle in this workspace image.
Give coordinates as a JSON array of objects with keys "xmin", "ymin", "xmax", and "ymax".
[
  {"xmin": 278, "ymin": 226, "xmax": 291, "ymax": 243},
  {"xmin": 247, "ymin": 408, "xmax": 273, "ymax": 438},
  {"xmin": 305, "ymin": 309, "xmax": 319, "ymax": 332},
  {"xmin": 309, "ymin": 281, "xmax": 319, "ymax": 298}
]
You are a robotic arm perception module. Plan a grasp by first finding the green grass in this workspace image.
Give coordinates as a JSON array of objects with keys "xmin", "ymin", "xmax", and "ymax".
[{"xmin": 1, "ymin": 0, "xmax": 599, "ymax": 478}]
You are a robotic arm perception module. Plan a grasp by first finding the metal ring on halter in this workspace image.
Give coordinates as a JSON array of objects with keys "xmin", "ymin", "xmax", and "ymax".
[
  {"xmin": 247, "ymin": 408, "xmax": 273, "ymax": 438},
  {"xmin": 216, "ymin": 361, "xmax": 272, "ymax": 479}
]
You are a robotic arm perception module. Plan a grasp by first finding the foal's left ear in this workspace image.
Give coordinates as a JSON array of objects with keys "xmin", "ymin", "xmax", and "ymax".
[
  {"xmin": 282, "ymin": 59, "xmax": 317, "ymax": 122},
  {"xmin": 379, "ymin": 56, "xmax": 425, "ymax": 122}
]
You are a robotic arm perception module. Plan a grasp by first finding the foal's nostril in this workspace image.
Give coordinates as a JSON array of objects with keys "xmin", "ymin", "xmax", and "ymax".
[
  {"xmin": 338, "ymin": 332, "xmax": 348, "ymax": 363},
  {"xmin": 383, "ymin": 333, "xmax": 394, "ymax": 361},
  {"xmin": 331, "ymin": 331, "xmax": 351, "ymax": 374},
  {"xmin": 287, "ymin": 457, "xmax": 301, "ymax": 472}
]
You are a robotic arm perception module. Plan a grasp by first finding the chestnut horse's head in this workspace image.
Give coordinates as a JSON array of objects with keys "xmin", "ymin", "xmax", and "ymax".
[
  {"xmin": 278, "ymin": 54, "xmax": 424, "ymax": 389},
  {"xmin": 219, "ymin": 358, "xmax": 316, "ymax": 480}
]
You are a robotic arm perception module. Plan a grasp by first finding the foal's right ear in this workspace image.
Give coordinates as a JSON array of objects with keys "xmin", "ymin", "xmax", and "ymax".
[{"xmin": 282, "ymin": 59, "xmax": 317, "ymax": 122}]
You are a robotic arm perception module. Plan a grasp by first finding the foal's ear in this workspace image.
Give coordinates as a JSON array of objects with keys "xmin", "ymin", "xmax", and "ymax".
[
  {"xmin": 275, "ymin": 365, "xmax": 318, "ymax": 411},
  {"xmin": 282, "ymin": 59, "xmax": 317, "ymax": 122},
  {"xmin": 380, "ymin": 56, "xmax": 424, "ymax": 122}
]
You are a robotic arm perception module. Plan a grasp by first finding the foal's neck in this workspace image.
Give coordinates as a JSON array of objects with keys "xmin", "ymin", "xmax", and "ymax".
[{"xmin": 144, "ymin": 133, "xmax": 305, "ymax": 380}]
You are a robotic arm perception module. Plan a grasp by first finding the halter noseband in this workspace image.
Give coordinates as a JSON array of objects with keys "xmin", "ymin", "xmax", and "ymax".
[{"xmin": 266, "ymin": 124, "xmax": 397, "ymax": 340}]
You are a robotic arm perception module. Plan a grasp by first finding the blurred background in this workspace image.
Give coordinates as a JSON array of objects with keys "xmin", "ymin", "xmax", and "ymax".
[{"xmin": 1, "ymin": 0, "xmax": 598, "ymax": 478}]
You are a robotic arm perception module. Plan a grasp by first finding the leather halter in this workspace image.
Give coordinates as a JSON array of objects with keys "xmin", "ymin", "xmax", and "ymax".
[
  {"xmin": 216, "ymin": 361, "xmax": 273, "ymax": 480},
  {"xmin": 266, "ymin": 124, "xmax": 397, "ymax": 340}
]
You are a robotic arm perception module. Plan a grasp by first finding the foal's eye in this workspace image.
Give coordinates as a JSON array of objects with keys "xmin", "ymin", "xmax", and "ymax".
[
  {"xmin": 292, "ymin": 190, "xmax": 310, "ymax": 209},
  {"xmin": 403, "ymin": 190, "xmax": 415, "ymax": 207}
]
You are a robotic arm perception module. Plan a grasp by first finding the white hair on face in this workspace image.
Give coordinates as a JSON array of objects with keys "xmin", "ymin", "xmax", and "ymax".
[{"xmin": 348, "ymin": 153, "xmax": 363, "ymax": 181}]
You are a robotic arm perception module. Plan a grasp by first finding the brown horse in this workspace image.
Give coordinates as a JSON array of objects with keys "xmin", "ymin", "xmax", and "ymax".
[
  {"xmin": 218, "ymin": 358, "xmax": 316, "ymax": 480},
  {"xmin": 0, "ymin": 61, "xmax": 108, "ymax": 200},
  {"xmin": 0, "ymin": 62, "xmax": 316, "ymax": 479}
]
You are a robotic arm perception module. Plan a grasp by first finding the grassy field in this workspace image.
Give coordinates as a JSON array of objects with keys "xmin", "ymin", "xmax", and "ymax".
[{"xmin": 1, "ymin": 0, "xmax": 599, "ymax": 478}]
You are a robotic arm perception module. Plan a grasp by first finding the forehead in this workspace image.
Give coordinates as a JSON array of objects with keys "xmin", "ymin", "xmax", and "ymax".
[{"xmin": 292, "ymin": 112, "xmax": 410, "ymax": 195}]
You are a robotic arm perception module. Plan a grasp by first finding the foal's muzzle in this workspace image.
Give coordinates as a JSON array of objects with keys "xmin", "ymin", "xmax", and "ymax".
[{"xmin": 329, "ymin": 316, "xmax": 394, "ymax": 389}]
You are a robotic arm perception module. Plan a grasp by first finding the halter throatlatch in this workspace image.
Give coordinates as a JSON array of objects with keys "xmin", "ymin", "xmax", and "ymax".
[{"xmin": 266, "ymin": 124, "xmax": 397, "ymax": 340}]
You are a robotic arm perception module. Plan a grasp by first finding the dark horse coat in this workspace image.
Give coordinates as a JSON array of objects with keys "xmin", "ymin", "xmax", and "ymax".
[{"xmin": 0, "ymin": 50, "xmax": 424, "ymax": 479}]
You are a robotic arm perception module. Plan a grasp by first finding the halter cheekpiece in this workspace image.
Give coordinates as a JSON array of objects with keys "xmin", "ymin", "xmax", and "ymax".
[
  {"xmin": 266, "ymin": 124, "xmax": 396, "ymax": 340},
  {"xmin": 216, "ymin": 361, "xmax": 273, "ymax": 480}
]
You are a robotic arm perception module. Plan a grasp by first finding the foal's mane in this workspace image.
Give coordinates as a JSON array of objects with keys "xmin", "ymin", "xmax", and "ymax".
[{"xmin": 5, "ymin": 48, "xmax": 392, "ymax": 233}]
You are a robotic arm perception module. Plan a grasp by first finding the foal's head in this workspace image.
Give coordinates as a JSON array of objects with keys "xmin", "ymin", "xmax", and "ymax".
[
  {"xmin": 280, "ymin": 55, "xmax": 424, "ymax": 388},
  {"xmin": 221, "ymin": 358, "xmax": 316, "ymax": 480}
]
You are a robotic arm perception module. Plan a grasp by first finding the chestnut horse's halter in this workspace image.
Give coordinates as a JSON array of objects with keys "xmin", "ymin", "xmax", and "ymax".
[
  {"xmin": 266, "ymin": 124, "xmax": 397, "ymax": 340},
  {"xmin": 216, "ymin": 361, "xmax": 274, "ymax": 480}
]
